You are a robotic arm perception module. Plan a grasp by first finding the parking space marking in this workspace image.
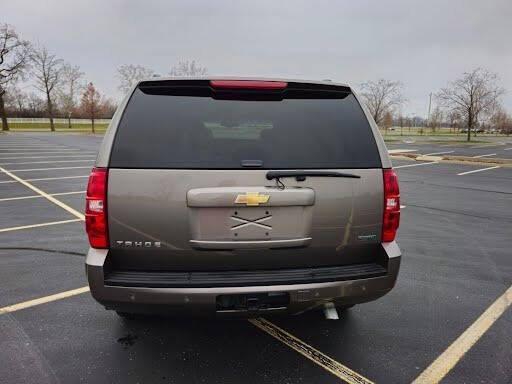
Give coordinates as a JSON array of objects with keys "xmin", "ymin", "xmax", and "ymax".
[
  {"xmin": 504, "ymin": 147, "xmax": 512, "ymax": 151},
  {"xmin": 0, "ymin": 146, "xmax": 68, "ymax": 149},
  {"xmin": 471, "ymin": 143, "xmax": 504, "ymax": 149},
  {"xmin": 424, "ymin": 151, "xmax": 454, "ymax": 156},
  {"xmin": 0, "ymin": 166, "xmax": 85, "ymax": 220},
  {"xmin": 0, "ymin": 151, "xmax": 94, "ymax": 156},
  {"xmin": 249, "ymin": 318, "xmax": 373, "ymax": 384},
  {"xmin": 0, "ymin": 159, "xmax": 94, "ymax": 166},
  {"xmin": 5, "ymin": 166, "xmax": 92, "ymax": 172},
  {"xmin": 0, "ymin": 149, "xmax": 78, "ymax": 152},
  {"xmin": 0, "ymin": 175, "xmax": 89, "ymax": 184},
  {"xmin": 457, "ymin": 166, "xmax": 500, "ymax": 176},
  {"xmin": 0, "ymin": 191, "xmax": 85, "ymax": 202},
  {"xmin": 413, "ymin": 285, "xmax": 512, "ymax": 384},
  {"xmin": 0, "ymin": 219, "xmax": 81, "ymax": 233},
  {"xmin": 472, "ymin": 153, "xmax": 496, "ymax": 158},
  {"xmin": 388, "ymin": 149, "xmax": 417, "ymax": 154},
  {"xmin": 0, "ymin": 286, "xmax": 90, "ymax": 315},
  {"xmin": 0, "ymin": 154, "xmax": 95, "ymax": 160},
  {"xmin": 394, "ymin": 161, "xmax": 438, "ymax": 169}
]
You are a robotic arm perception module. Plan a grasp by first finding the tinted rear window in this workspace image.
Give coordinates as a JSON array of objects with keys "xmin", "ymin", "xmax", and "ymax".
[{"xmin": 110, "ymin": 85, "xmax": 381, "ymax": 169}]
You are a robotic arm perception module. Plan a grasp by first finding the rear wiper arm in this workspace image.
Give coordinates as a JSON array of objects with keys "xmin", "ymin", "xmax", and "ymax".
[{"xmin": 266, "ymin": 170, "xmax": 361, "ymax": 182}]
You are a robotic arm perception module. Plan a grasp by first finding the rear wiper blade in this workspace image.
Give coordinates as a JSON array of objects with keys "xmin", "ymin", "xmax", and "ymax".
[{"xmin": 266, "ymin": 170, "xmax": 361, "ymax": 181}]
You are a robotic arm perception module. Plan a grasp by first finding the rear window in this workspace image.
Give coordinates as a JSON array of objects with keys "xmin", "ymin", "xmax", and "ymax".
[{"xmin": 110, "ymin": 83, "xmax": 381, "ymax": 169}]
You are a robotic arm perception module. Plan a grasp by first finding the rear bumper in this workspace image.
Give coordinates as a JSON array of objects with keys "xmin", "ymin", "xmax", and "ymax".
[{"xmin": 85, "ymin": 242, "xmax": 401, "ymax": 316}]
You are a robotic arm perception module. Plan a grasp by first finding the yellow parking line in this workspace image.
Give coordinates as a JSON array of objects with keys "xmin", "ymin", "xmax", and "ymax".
[
  {"xmin": 0, "ymin": 219, "xmax": 81, "ymax": 233},
  {"xmin": 413, "ymin": 285, "xmax": 512, "ymax": 384},
  {"xmin": 0, "ymin": 286, "xmax": 90, "ymax": 315},
  {"xmin": 249, "ymin": 318, "xmax": 373, "ymax": 384},
  {"xmin": 0, "ymin": 166, "xmax": 85, "ymax": 220}
]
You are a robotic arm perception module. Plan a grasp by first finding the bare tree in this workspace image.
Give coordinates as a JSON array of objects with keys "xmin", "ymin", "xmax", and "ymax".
[
  {"xmin": 58, "ymin": 63, "xmax": 84, "ymax": 128},
  {"xmin": 447, "ymin": 110, "xmax": 461, "ymax": 133},
  {"xmin": 437, "ymin": 68, "xmax": 505, "ymax": 141},
  {"xmin": 4, "ymin": 85, "xmax": 26, "ymax": 115},
  {"xmin": 428, "ymin": 106, "xmax": 443, "ymax": 133},
  {"xmin": 30, "ymin": 45, "xmax": 63, "ymax": 131},
  {"xmin": 80, "ymin": 82, "xmax": 101, "ymax": 133},
  {"xmin": 490, "ymin": 105, "xmax": 512, "ymax": 135},
  {"xmin": 0, "ymin": 24, "xmax": 31, "ymax": 131},
  {"xmin": 169, "ymin": 60, "xmax": 207, "ymax": 77},
  {"xmin": 26, "ymin": 92, "xmax": 45, "ymax": 116},
  {"xmin": 117, "ymin": 64, "xmax": 154, "ymax": 94},
  {"xmin": 382, "ymin": 111, "xmax": 393, "ymax": 135},
  {"xmin": 360, "ymin": 79, "xmax": 403, "ymax": 126},
  {"xmin": 397, "ymin": 113, "xmax": 405, "ymax": 136},
  {"xmin": 98, "ymin": 97, "xmax": 117, "ymax": 118}
]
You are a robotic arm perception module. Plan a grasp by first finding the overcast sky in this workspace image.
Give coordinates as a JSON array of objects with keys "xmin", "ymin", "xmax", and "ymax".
[{"xmin": 4, "ymin": 0, "xmax": 512, "ymax": 116}]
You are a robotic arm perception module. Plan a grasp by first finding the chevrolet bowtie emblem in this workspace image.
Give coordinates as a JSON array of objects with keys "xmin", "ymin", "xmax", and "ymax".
[{"xmin": 235, "ymin": 192, "xmax": 270, "ymax": 206}]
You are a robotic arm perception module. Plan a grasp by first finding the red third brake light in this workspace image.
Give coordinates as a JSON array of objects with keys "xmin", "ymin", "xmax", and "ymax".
[
  {"xmin": 210, "ymin": 80, "xmax": 288, "ymax": 90},
  {"xmin": 85, "ymin": 167, "xmax": 109, "ymax": 248},
  {"xmin": 382, "ymin": 169, "xmax": 400, "ymax": 242}
]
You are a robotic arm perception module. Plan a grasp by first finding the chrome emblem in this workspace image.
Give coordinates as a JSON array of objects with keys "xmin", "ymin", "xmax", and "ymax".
[{"xmin": 235, "ymin": 192, "xmax": 270, "ymax": 207}]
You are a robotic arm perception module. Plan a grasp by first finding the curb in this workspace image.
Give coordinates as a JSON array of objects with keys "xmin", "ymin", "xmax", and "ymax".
[{"xmin": 390, "ymin": 152, "xmax": 512, "ymax": 167}]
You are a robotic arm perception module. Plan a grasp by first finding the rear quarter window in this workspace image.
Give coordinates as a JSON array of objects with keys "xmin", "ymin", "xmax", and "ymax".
[{"xmin": 109, "ymin": 85, "xmax": 381, "ymax": 169}]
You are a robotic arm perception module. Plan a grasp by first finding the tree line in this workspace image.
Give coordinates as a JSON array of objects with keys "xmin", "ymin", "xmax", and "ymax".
[
  {"xmin": 1, "ymin": 23, "xmax": 510, "ymax": 140},
  {"xmin": 0, "ymin": 24, "xmax": 116, "ymax": 132},
  {"xmin": 0, "ymin": 24, "xmax": 209, "ymax": 132},
  {"xmin": 360, "ymin": 68, "xmax": 510, "ymax": 141}
]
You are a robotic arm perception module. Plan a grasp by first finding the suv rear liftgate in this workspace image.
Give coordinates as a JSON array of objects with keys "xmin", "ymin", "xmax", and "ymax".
[{"xmin": 85, "ymin": 78, "xmax": 401, "ymax": 315}]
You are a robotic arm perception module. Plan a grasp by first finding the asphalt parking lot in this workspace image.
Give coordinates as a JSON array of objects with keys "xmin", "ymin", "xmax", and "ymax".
[
  {"xmin": 386, "ymin": 136, "xmax": 512, "ymax": 160},
  {"xmin": 0, "ymin": 133, "xmax": 511, "ymax": 384}
]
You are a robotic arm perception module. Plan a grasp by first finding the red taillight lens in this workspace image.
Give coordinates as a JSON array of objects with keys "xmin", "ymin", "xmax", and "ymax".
[
  {"xmin": 210, "ymin": 80, "xmax": 288, "ymax": 90},
  {"xmin": 85, "ymin": 168, "xmax": 108, "ymax": 248},
  {"xmin": 382, "ymin": 169, "xmax": 400, "ymax": 242}
]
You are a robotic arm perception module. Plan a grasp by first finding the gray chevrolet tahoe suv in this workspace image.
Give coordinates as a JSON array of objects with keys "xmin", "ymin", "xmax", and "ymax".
[{"xmin": 85, "ymin": 77, "xmax": 401, "ymax": 317}]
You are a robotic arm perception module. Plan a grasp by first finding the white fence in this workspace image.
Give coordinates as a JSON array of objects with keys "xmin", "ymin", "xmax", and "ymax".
[{"xmin": 6, "ymin": 118, "xmax": 112, "ymax": 124}]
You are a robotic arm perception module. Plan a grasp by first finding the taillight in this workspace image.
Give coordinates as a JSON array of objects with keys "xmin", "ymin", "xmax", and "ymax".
[
  {"xmin": 382, "ymin": 169, "xmax": 400, "ymax": 242},
  {"xmin": 210, "ymin": 80, "xmax": 288, "ymax": 90},
  {"xmin": 85, "ymin": 167, "xmax": 109, "ymax": 248}
]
